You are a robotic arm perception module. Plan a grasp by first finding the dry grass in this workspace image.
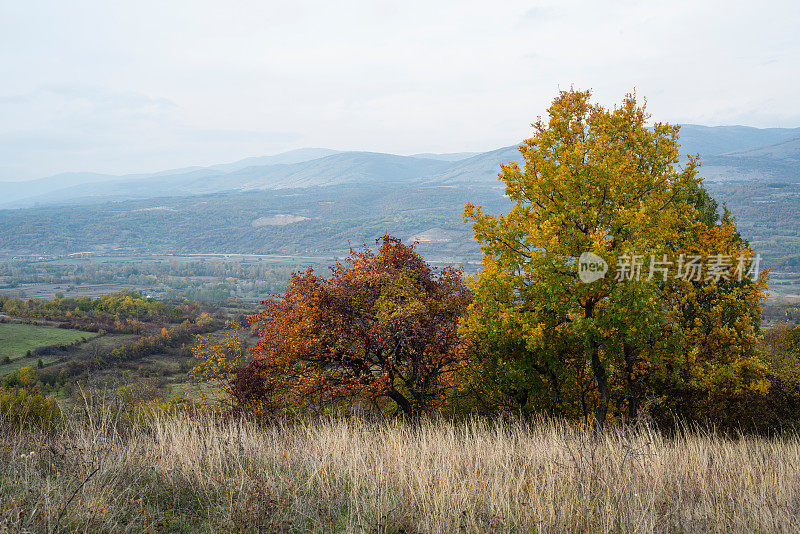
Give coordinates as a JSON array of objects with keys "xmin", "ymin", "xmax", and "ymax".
[{"xmin": 2, "ymin": 409, "xmax": 800, "ymax": 533}]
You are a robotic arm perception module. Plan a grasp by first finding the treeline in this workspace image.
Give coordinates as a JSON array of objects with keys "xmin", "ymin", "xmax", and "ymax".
[
  {"xmin": 109, "ymin": 313, "xmax": 220, "ymax": 362},
  {"xmin": 0, "ymin": 258, "xmax": 298, "ymax": 286},
  {"xmin": 198, "ymin": 237, "xmax": 800, "ymax": 434},
  {"xmin": 0, "ymin": 292, "xmax": 197, "ymax": 333}
]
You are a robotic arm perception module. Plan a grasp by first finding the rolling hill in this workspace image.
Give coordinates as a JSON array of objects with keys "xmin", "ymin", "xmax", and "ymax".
[
  {"xmin": 0, "ymin": 124, "xmax": 798, "ymax": 272},
  {"xmin": 1, "ymin": 150, "xmax": 487, "ymax": 208},
  {"xmin": 0, "ymin": 183, "xmax": 513, "ymax": 260},
  {"xmin": 678, "ymin": 125, "xmax": 800, "ymax": 182},
  {"xmin": 420, "ymin": 146, "xmax": 523, "ymax": 185},
  {"xmin": 4, "ymin": 125, "xmax": 800, "ymax": 209},
  {"xmin": 701, "ymin": 138, "xmax": 800, "ymax": 181},
  {"xmin": 677, "ymin": 125, "xmax": 800, "ymax": 157}
]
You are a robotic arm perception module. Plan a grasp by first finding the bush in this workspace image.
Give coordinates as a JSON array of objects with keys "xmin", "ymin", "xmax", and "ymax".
[
  {"xmin": 647, "ymin": 323, "xmax": 800, "ymax": 433},
  {"xmin": 0, "ymin": 386, "xmax": 60, "ymax": 429},
  {"xmin": 1, "ymin": 366, "xmax": 36, "ymax": 389}
]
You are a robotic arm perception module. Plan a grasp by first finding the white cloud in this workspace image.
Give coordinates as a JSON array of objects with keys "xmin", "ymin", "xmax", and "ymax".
[{"xmin": 0, "ymin": 0, "xmax": 798, "ymax": 180}]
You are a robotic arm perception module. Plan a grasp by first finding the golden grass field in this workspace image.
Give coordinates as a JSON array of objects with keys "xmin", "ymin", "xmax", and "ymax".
[{"xmin": 2, "ymin": 408, "xmax": 799, "ymax": 533}]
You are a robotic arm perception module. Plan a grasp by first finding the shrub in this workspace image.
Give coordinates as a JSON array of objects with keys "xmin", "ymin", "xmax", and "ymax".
[
  {"xmin": 1, "ymin": 366, "xmax": 36, "ymax": 388},
  {"xmin": 0, "ymin": 386, "xmax": 60, "ymax": 428}
]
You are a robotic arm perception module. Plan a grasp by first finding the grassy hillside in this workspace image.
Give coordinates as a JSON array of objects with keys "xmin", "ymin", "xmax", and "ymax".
[
  {"xmin": 2, "ymin": 413, "xmax": 799, "ymax": 533},
  {"xmin": 0, "ymin": 323, "xmax": 90, "ymax": 365}
]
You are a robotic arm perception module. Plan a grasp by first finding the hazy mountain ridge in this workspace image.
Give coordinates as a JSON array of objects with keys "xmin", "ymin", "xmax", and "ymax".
[
  {"xmin": 2, "ymin": 125, "xmax": 799, "ymax": 209},
  {"xmin": 0, "ymin": 148, "xmax": 345, "ymax": 207},
  {"xmin": 228, "ymin": 152, "xmax": 455, "ymax": 190},
  {"xmin": 419, "ymin": 146, "xmax": 523, "ymax": 185},
  {"xmin": 677, "ymin": 125, "xmax": 800, "ymax": 182},
  {"xmin": 410, "ymin": 152, "xmax": 481, "ymax": 161},
  {"xmin": 0, "ymin": 125, "xmax": 798, "ymax": 271},
  {"xmin": 701, "ymin": 137, "xmax": 800, "ymax": 181},
  {"xmin": 206, "ymin": 148, "xmax": 342, "ymax": 173},
  {"xmin": 2, "ymin": 150, "xmax": 509, "ymax": 208},
  {"xmin": 676, "ymin": 124, "xmax": 800, "ymax": 156}
]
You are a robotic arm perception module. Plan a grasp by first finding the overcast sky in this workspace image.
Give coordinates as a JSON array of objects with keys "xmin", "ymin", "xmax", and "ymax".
[{"xmin": 1, "ymin": 0, "xmax": 799, "ymax": 181}]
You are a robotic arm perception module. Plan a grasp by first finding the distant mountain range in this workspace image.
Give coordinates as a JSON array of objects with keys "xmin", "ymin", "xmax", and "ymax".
[
  {"xmin": 0, "ymin": 149, "xmax": 512, "ymax": 208},
  {"xmin": 676, "ymin": 125, "xmax": 800, "ymax": 156},
  {"xmin": 0, "ymin": 124, "xmax": 798, "ymax": 272},
  {"xmin": 677, "ymin": 125, "xmax": 800, "ymax": 182},
  {"xmin": 2, "ymin": 124, "xmax": 798, "ymax": 209}
]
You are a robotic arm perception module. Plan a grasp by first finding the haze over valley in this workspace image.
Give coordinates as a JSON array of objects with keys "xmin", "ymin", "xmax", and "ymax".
[{"xmin": 1, "ymin": 125, "xmax": 799, "ymax": 296}]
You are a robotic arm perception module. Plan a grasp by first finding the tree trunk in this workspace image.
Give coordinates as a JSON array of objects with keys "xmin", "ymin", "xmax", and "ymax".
[
  {"xmin": 584, "ymin": 298, "xmax": 609, "ymax": 433},
  {"xmin": 548, "ymin": 369, "xmax": 561, "ymax": 416},
  {"xmin": 623, "ymin": 342, "xmax": 640, "ymax": 420},
  {"xmin": 591, "ymin": 345, "xmax": 610, "ymax": 433},
  {"xmin": 513, "ymin": 387, "xmax": 530, "ymax": 413},
  {"xmin": 386, "ymin": 388, "xmax": 415, "ymax": 419}
]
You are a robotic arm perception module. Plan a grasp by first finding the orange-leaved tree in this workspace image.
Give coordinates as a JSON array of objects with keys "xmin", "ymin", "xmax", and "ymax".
[{"xmin": 240, "ymin": 236, "xmax": 473, "ymax": 419}]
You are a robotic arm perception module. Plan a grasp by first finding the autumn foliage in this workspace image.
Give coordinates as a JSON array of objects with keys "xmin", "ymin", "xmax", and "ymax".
[
  {"xmin": 190, "ymin": 90, "xmax": 798, "ymax": 433},
  {"xmin": 463, "ymin": 89, "xmax": 771, "ymax": 431},
  {"xmin": 238, "ymin": 236, "xmax": 472, "ymax": 419}
]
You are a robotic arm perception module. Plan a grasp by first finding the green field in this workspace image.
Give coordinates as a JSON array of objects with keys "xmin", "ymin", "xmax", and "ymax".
[{"xmin": 0, "ymin": 322, "xmax": 90, "ymax": 372}]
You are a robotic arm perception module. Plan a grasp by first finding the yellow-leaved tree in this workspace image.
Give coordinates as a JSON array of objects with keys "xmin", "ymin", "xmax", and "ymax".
[{"xmin": 462, "ymin": 89, "xmax": 768, "ymax": 430}]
